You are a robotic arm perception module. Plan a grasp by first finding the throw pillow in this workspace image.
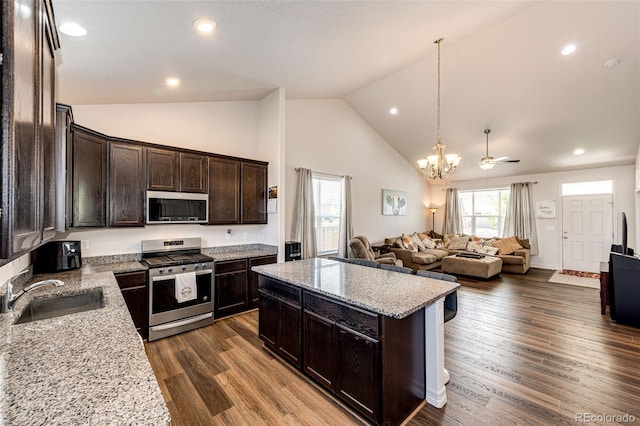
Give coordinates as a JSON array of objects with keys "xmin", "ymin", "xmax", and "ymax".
[
  {"xmin": 448, "ymin": 236, "xmax": 469, "ymax": 251},
  {"xmin": 417, "ymin": 232, "xmax": 428, "ymax": 241},
  {"xmin": 434, "ymin": 239, "xmax": 445, "ymax": 249},
  {"xmin": 422, "ymin": 237, "xmax": 437, "ymax": 249},
  {"xmin": 466, "ymin": 242, "xmax": 483, "ymax": 253},
  {"xmin": 401, "ymin": 234, "xmax": 417, "ymax": 252},
  {"xmin": 429, "ymin": 230, "xmax": 444, "ymax": 240},
  {"xmin": 483, "ymin": 237, "xmax": 497, "ymax": 247},
  {"xmin": 443, "ymin": 234, "xmax": 458, "ymax": 246},
  {"xmin": 492, "ymin": 235, "xmax": 522, "ymax": 255},
  {"xmin": 478, "ymin": 245, "xmax": 499, "ymax": 255},
  {"xmin": 411, "ymin": 232, "xmax": 426, "ymax": 251}
]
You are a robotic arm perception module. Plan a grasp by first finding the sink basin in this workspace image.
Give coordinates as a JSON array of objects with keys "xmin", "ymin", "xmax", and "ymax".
[{"xmin": 14, "ymin": 288, "xmax": 105, "ymax": 324}]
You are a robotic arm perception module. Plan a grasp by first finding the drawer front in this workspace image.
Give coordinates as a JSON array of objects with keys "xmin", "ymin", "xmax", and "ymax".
[
  {"xmin": 258, "ymin": 276, "xmax": 301, "ymax": 305},
  {"xmin": 304, "ymin": 292, "xmax": 379, "ymax": 340},
  {"xmin": 215, "ymin": 259, "xmax": 248, "ymax": 274},
  {"xmin": 249, "ymin": 255, "xmax": 277, "ymax": 267},
  {"xmin": 115, "ymin": 271, "xmax": 147, "ymax": 289}
]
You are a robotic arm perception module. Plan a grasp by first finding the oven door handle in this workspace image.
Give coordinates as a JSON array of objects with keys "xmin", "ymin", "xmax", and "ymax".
[
  {"xmin": 151, "ymin": 269, "xmax": 213, "ymax": 281},
  {"xmin": 149, "ymin": 313, "xmax": 213, "ymax": 332}
]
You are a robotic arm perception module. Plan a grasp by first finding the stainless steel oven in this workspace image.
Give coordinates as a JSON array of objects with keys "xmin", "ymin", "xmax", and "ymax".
[{"xmin": 141, "ymin": 238, "xmax": 214, "ymax": 341}]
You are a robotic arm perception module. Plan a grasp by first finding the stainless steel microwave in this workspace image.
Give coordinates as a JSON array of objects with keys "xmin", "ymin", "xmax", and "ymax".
[{"xmin": 146, "ymin": 191, "xmax": 209, "ymax": 224}]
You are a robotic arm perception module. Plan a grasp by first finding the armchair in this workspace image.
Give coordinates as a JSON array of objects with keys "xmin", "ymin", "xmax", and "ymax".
[{"xmin": 348, "ymin": 236, "xmax": 403, "ymax": 267}]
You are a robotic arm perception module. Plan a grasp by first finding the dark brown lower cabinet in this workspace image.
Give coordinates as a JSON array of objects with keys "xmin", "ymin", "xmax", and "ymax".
[
  {"xmin": 248, "ymin": 255, "xmax": 277, "ymax": 308},
  {"xmin": 114, "ymin": 271, "xmax": 148, "ymax": 339},
  {"xmin": 215, "ymin": 255, "xmax": 277, "ymax": 318},
  {"xmin": 258, "ymin": 278, "xmax": 302, "ymax": 368},
  {"xmin": 214, "ymin": 259, "xmax": 248, "ymax": 318},
  {"xmin": 259, "ymin": 275, "xmax": 425, "ymax": 426}
]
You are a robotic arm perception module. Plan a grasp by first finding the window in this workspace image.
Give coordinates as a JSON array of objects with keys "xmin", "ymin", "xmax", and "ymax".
[
  {"xmin": 312, "ymin": 174, "xmax": 343, "ymax": 255},
  {"xmin": 459, "ymin": 188, "xmax": 510, "ymax": 238},
  {"xmin": 562, "ymin": 180, "xmax": 613, "ymax": 196}
]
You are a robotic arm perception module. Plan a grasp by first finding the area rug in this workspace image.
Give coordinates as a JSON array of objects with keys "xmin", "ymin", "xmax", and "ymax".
[
  {"xmin": 559, "ymin": 269, "xmax": 600, "ymax": 279},
  {"xmin": 548, "ymin": 270, "xmax": 600, "ymax": 289}
]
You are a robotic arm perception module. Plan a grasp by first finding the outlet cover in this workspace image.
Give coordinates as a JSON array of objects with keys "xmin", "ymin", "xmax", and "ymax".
[
  {"xmin": 81, "ymin": 240, "xmax": 89, "ymax": 249},
  {"xmin": 242, "ymin": 232, "xmax": 248, "ymax": 239}
]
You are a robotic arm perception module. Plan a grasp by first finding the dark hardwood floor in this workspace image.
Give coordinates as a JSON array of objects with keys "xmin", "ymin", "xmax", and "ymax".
[{"xmin": 145, "ymin": 268, "xmax": 640, "ymax": 425}]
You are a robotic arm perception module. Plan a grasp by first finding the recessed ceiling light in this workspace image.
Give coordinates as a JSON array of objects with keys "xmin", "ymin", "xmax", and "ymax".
[
  {"xmin": 164, "ymin": 77, "xmax": 181, "ymax": 87},
  {"xmin": 604, "ymin": 58, "xmax": 620, "ymax": 69},
  {"xmin": 561, "ymin": 44, "xmax": 576, "ymax": 56},
  {"xmin": 59, "ymin": 22, "xmax": 87, "ymax": 37},
  {"xmin": 193, "ymin": 18, "xmax": 216, "ymax": 33},
  {"xmin": 574, "ymin": 148, "xmax": 585, "ymax": 155},
  {"xmin": 389, "ymin": 107, "xmax": 398, "ymax": 115}
]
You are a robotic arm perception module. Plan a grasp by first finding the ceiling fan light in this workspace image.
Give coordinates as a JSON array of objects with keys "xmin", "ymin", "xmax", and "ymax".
[{"xmin": 480, "ymin": 162, "xmax": 495, "ymax": 170}]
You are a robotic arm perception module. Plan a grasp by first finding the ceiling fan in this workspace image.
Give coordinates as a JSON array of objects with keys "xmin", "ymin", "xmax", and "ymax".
[{"xmin": 479, "ymin": 129, "xmax": 520, "ymax": 170}]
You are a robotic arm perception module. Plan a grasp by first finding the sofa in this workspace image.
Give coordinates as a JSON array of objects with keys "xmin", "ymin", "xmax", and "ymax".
[{"xmin": 384, "ymin": 232, "xmax": 531, "ymax": 274}]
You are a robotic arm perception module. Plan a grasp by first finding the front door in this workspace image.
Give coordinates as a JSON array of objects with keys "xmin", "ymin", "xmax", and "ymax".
[{"xmin": 562, "ymin": 195, "xmax": 613, "ymax": 273}]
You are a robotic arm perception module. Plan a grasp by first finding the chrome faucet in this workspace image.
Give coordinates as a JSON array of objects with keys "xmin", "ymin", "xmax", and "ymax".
[{"xmin": 0, "ymin": 269, "xmax": 64, "ymax": 313}]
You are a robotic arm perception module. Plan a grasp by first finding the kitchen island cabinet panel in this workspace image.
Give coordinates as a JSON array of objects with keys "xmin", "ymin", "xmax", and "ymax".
[{"xmin": 253, "ymin": 258, "xmax": 455, "ymax": 425}]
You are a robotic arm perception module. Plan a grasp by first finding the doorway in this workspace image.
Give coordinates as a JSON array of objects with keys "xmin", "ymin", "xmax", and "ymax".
[{"xmin": 562, "ymin": 195, "xmax": 613, "ymax": 273}]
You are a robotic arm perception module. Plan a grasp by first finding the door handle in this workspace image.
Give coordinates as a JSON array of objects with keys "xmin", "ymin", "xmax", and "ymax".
[{"xmin": 563, "ymin": 237, "xmax": 568, "ymax": 239}]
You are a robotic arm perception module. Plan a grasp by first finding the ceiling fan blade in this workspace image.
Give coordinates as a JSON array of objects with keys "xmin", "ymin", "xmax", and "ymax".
[
  {"xmin": 503, "ymin": 159, "xmax": 520, "ymax": 163},
  {"xmin": 493, "ymin": 156, "xmax": 509, "ymax": 162}
]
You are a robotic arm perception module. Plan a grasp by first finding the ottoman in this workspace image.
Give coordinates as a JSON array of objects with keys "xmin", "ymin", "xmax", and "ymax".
[{"xmin": 441, "ymin": 255, "xmax": 502, "ymax": 279}]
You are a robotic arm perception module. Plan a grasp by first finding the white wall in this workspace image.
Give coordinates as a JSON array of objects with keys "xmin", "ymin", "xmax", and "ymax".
[
  {"xmin": 62, "ymin": 100, "xmax": 271, "ymax": 256},
  {"xmin": 285, "ymin": 99, "xmax": 430, "ymax": 246},
  {"xmin": 257, "ymin": 89, "xmax": 287, "ymax": 261},
  {"xmin": 430, "ymin": 165, "xmax": 636, "ymax": 270}
]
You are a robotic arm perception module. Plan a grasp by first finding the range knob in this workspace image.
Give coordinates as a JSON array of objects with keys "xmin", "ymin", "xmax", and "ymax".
[
  {"xmin": 181, "ymin": 266, "xmax": 187, "ymax": 271},
  {"xmin": 158, "ymin": 269, "xmax": 164, "ymax": 274},
  {"xmin": 194, "ymin": 264, "xmax": 200, "ymax": 270},
  {"xmin": 201, "ymin": 263, "xmax": 208, "ymax": 269},
  {"xmin": 167, "ymin": 268, "xmax": 173, "ymax": 273}
]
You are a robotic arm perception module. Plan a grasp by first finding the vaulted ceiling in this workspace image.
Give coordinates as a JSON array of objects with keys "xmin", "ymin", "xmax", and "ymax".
[{"xmin": 53, "ymin": 0, "xmax": 639, "ymax": 182}]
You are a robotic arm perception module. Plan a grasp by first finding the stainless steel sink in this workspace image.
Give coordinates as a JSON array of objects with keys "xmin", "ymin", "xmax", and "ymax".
[{"xmin": 14, "ymin": 288, "xmax": 105, "ymax": 324}]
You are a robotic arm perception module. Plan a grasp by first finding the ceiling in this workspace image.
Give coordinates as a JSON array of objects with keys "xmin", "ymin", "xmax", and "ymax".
[{"xmin": 53, "ymin": 1, "xmax": 640, "ymax": 182}]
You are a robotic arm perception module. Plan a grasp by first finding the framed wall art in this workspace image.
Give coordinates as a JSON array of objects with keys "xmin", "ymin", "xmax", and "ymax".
[{"xmin": 382, "ymin": 189, "xmax": 407, "ymax": 216}]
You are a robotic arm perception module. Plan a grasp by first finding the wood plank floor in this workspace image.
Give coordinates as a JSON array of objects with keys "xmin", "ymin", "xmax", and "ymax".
[{"xmin": 144, "ymin": 268, "xmax": 640, "ymax": 425}]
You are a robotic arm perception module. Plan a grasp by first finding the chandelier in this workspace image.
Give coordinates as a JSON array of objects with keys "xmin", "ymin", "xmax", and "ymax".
[{"xmin": 417, "ymin": 38, "xmax": 461, "ymax": 179}]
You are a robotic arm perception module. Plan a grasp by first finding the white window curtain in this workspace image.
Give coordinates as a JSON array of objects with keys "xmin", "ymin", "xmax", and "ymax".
[
  {"xmin": 292, "ymin": 168, "xmax": 317, "ymax": 259},
  {"xmin": 338, "ymin": 176, "xmax": 353, "ymax": 258},
  {"xmin": 443, "ymin": 188, "xmax": 463, "ymax": 234},
  {"xmin": 503, "ymin": 182, "xmax": 539, "ymax": 255}
]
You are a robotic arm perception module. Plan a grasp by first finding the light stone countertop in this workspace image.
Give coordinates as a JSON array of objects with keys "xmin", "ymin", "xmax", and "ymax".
[
  {"xmin": 252, "ymin": 257, "xmax": 459, "ymax": 319},
  {"xmin": 0, "ymin": 266, "xmax": 170, "ymax": 425},
  {"xmin": 202, "ymin": 245, "xmax": 277, "ymax": 262}
]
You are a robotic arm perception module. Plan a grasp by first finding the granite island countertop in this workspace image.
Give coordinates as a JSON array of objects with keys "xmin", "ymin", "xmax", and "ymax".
[
  {"xmin": 0, "ymin": 265, "xmax": 170, "ymax": 425},
  {"xmin": 252, "ymin": 257, "xmax": 459, "ymax": 319}
]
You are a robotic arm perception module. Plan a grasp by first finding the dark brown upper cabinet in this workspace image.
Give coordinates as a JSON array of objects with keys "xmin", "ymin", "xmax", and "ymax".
[
  {"xmin": 0, "ymin": 0, "xmax": 60, "ymax": 258},
  {"xmin": 241, "ymin": 162, "xmax": 268, "ymax": 224},
  {"xmin": 71, "ymin": 127, "xmax": 108, "ymax": 228},
  {"xmin": 208, "ymin": 157, "xmax": 240, "ymax": 224},
  {"xmin": 180, "ymin": 152, "xmax": 208, "ymax": 193},
  {"xmin": 147, "ymin": 148, "xmax": 179, "ymax": 191},
  {"xmin": 109, "ymin": 143, "xmax": 144, "ymax": 227},
  {"xmin": 147, "ymin": 148, "xmax": 207, "ymax": 193}
]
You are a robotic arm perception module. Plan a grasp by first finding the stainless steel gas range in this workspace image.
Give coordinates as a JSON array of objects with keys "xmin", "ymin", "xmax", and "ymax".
[{"xmin": 141, "ymin": 238, "xmax": 214, "ymax": 341}]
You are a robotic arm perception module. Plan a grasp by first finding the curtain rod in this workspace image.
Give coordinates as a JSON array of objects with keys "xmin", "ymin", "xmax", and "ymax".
[
  {"xmin": 295, "ymin": 167, "xmax": 352, "ymax": 179},
  {"xmin": 441, "ymin": 181, "xmax": 538, "ymax": 191}
]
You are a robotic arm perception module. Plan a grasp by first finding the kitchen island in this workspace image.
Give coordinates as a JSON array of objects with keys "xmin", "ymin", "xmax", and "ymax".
[
  {"xmin": 252, "ymin": 258, "xmax": 459, "ymax": 425},
  {"xmin": 0, "ymin": 263, "xmax": 170, "ymax": 425}
]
